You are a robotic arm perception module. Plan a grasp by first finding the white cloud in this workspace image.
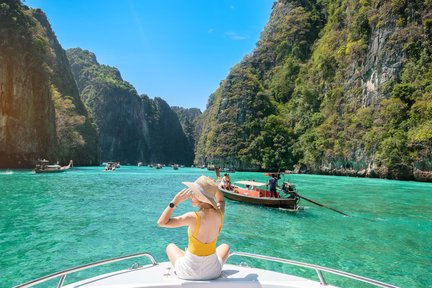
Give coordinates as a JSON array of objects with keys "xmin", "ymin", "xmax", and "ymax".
[{"xmin": 225, "ymin": 32, "xmax": 248, "ymax": 40}]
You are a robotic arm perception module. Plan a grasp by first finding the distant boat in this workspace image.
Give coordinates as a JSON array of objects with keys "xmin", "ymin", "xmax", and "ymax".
[
  {"xmin": 105, "ymin": 162, "xmax": 119, "ymax": 171},
  {"xmin": 156, "ymin": 164, "xmax": 163, "ymax": 169},
  {"xmin": 172, "ymin": 164, "xmax": 179, "ymax": 170},
  {"xmin": 34, "ymin": 160, "xmax": 73, "ymax": 174},
  {"xmin": 137, "ymin": 162, "xmax": 143, "ymax": 166}
]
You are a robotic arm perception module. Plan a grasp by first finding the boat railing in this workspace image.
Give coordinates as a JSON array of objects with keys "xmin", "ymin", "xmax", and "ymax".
[
  {"xmin": 228, "ymin": 251, "xmax": 399, "ymax": 288},
  {"xmin": 14, "ymin": 252, "xmax": 157, "ymax": 288},
  {"xmin": 14, "ymin": 251, "xmax": 399, "ymax": 288}
]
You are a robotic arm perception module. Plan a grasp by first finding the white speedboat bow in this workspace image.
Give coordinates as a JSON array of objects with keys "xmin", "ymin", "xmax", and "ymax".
[{"xmin": 15, "ymin": 251, "xmax": 398, "ymax": 288}]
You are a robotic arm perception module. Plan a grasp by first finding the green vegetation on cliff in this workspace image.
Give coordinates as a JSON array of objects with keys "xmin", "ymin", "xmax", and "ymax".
[
  {"xmin": 171, "ymin": 106, "xmax": 202, "ymax": 153},
  {"xmin": 196, "ymin": 0, "xmax": 432, "ymax": 180},
  {"xmin": 0, "ymin": 1, "xmax": 98, "ymax": 167},
  {"xmin": 67, "ymin": 48, "xmax": 194, "ymax": 165}
]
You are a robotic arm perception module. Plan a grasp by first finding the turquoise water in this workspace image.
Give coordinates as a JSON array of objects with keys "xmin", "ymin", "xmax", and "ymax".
[{"xmin": 1, "ymin": 167, "xmax": 431, "ymax": 288}]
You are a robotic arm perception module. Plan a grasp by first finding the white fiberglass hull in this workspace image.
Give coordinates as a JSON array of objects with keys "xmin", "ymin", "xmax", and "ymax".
[{"xmin": 63, "ymin": 261, "xmax": 337, "ymax": 288}]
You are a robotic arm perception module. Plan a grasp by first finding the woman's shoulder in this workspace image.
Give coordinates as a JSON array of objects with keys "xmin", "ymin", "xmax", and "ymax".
[
  {"xmin": 190, "ymin": 211, "xmax": 199, "ymax": 216},
  {"xmin": 208, "ymin": 209, "xmax": 224, "ymax": 221},
  {"xmin": 182, "ymin": 211, "xmax": 198, "ymax": 220}
]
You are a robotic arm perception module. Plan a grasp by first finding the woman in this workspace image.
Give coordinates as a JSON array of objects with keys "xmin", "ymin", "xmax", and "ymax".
[
  {"xmin": 220, "ymin": 173, "xmax": 232, "ymax": 190},
  {"xmin": 157, "ymin": 175, "xmax": 229, "ymax": 280}
]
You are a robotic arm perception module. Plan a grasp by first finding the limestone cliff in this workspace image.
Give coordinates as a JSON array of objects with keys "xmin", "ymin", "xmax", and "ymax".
[
  {"xmin": 0, "ymin": 1, "xmax": 98, "ymax": 168},
  {"xmin": 171, "ymin": 106, "xmax": 202, "ymax": 155},
  {"xmin": 196, "ymin": 0, "xmax": 432, "ymax": 181},
  {"xmin": 67, "ymin": 48, "xmax": 194, "ymax": 165},
  {"xmin": 142, "ymin": 97, "xmax": 195, "ymax": 165}
]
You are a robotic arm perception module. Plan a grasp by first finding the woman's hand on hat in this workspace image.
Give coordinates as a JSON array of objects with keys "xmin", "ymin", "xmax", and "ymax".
[{"xmin": 173, "ymin": 188, "xmax": 192, "ymax": 206}]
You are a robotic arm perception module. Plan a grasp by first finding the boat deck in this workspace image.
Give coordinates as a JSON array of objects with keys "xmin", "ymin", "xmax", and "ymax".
[
  {"xmin": 63, "ymin": 261, "xmax": 335, "ymax": 288},
  {"xmin": 16, "ymin": 252, "xmax": 397, "ymax": 288}
]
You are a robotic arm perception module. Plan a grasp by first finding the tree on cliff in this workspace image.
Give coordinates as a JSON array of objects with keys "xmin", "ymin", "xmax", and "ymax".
[{"xmin": 195, "ymin": 0, "xmax": 432, "ymax": 180}]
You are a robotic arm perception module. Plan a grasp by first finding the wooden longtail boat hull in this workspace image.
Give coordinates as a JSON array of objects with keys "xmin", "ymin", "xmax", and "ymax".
[
  {"xmin": 34, "ymin": 168, "xmax": 66, "ymax": 174},
  {"xmin": 34, "ymin": 160, "xmax": 73, "ymax": 174},
  {"xmin": 219, "ymin": 186, "xmax": 298, "ymax": 209}
]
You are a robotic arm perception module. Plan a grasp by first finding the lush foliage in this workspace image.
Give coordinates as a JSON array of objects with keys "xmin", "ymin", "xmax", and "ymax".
[
  {"xmin": 67, "ymin": 48, "xmax": 195, "ymax": 165},
  {"xmin": 196, "ymin": 0, "xmax": 432, "ymax": 179},
  {"xmin": 0, "ymin": 1, "xmax": 98, "ymax": 167},
  {"xmin": 171, "ymin": 106, "xmax": 202, "ymax": 152}
]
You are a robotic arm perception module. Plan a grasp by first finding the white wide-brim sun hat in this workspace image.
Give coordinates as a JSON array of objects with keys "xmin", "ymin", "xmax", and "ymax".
[{"xmin": 182, "ymin": 175, "xmax": 218, "ymax": 208}]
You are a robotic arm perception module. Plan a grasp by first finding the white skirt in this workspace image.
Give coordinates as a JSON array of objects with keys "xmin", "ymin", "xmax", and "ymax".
[{"xmin": 175, "ymin": 250, "xmax": 223, "ymax": 280}]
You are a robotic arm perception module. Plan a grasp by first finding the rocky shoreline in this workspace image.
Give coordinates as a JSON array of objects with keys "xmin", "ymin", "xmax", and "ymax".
[{"xmin": 292, "ymin": 166, "xmax": 432, "ymax": 182}]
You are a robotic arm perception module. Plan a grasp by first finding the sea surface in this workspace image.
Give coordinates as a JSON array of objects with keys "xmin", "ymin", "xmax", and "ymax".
[{"xmin": 1, "ymin": 166, "xmax": 431, "ymax": 288}]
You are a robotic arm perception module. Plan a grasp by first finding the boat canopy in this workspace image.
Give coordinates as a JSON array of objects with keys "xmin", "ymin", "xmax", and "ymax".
[
  {"xmin": 46, "ymin": 165, "xmax": 61, "ymax": 168},
  {"xmin": 263, "ymin": 172, "xmax": 288, "ymax": 176},
  {"xmin": 235, "ymin": 180, "xmax": 267, "ymax": 187}
]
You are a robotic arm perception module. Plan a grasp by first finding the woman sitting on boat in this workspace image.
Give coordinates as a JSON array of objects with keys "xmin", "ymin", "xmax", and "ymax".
[
  {"xmin": 220, "ymin": 173, "xmax": 232, "ymax": 190},
  {"xmin": 157, "ymin": 176, "xmax": 229, "ymax": 280}
]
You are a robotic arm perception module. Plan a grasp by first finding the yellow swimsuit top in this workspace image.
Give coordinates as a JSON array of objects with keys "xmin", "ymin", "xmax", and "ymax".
[{"xmin": 188, "ymin": 211, "xmax": 224, "ymax": 256}]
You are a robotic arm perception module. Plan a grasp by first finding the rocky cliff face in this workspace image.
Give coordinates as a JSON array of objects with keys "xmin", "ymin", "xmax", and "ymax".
[
  {"xmin": 171, "ymin": 106, "xmax": 202, "ymax": 155},
  {"xmin": 196, "ymin": 0, "xmax": 432, "ymax": 180},
  {"xmin": 0, "ymin": 2, "xmax": 193, "ymax": 168},
  {"xmin": 0, "ymin": 1, "xmax": 98, "ymax": 168},
  {"xmin": 142, "ymin": 98, "xmax": 195, "ymax": 165},
  {"xmin": 67, "ymin": 48, "xmax": 194, "ymax": 165}
]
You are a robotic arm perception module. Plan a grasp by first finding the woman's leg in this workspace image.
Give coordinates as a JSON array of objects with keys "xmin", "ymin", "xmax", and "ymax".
[
  {"xmin": 166, "ymin": 243, "xmax": 185, "ymax": 266},
  {"xmin": 216, "ymin": 243, "xmax": 230, "ymax": 264}
]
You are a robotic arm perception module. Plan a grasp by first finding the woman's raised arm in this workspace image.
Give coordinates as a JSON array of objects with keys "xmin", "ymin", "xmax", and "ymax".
[{"xmin": 157, "ymin": 188, "xmax": 194, "ymax": 227}]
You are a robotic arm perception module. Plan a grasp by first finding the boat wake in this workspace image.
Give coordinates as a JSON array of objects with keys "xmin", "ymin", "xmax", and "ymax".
[{"xmin": 278, "ymin": 206, "xmax": 303, "ymax": 212}]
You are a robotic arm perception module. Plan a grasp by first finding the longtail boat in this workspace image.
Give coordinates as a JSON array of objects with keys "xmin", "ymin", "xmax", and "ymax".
[
  {"xmin": 34, "ymin": 160, "xmax": 73, "ymax": 174},
  {"xmin": 219, "ymin": 180, "xmax": 299, "ymax": 210}
]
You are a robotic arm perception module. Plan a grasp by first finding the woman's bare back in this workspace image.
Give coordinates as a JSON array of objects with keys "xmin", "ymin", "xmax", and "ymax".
[{"xmin": 191, "ymin": 209, "xmax": 222, "ymax": 243}]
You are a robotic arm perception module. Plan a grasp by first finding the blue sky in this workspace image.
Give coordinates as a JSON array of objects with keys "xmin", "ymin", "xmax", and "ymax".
[{"xmin": 25, "ymin": 0, "xmax": 274, "ymax": 111}]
